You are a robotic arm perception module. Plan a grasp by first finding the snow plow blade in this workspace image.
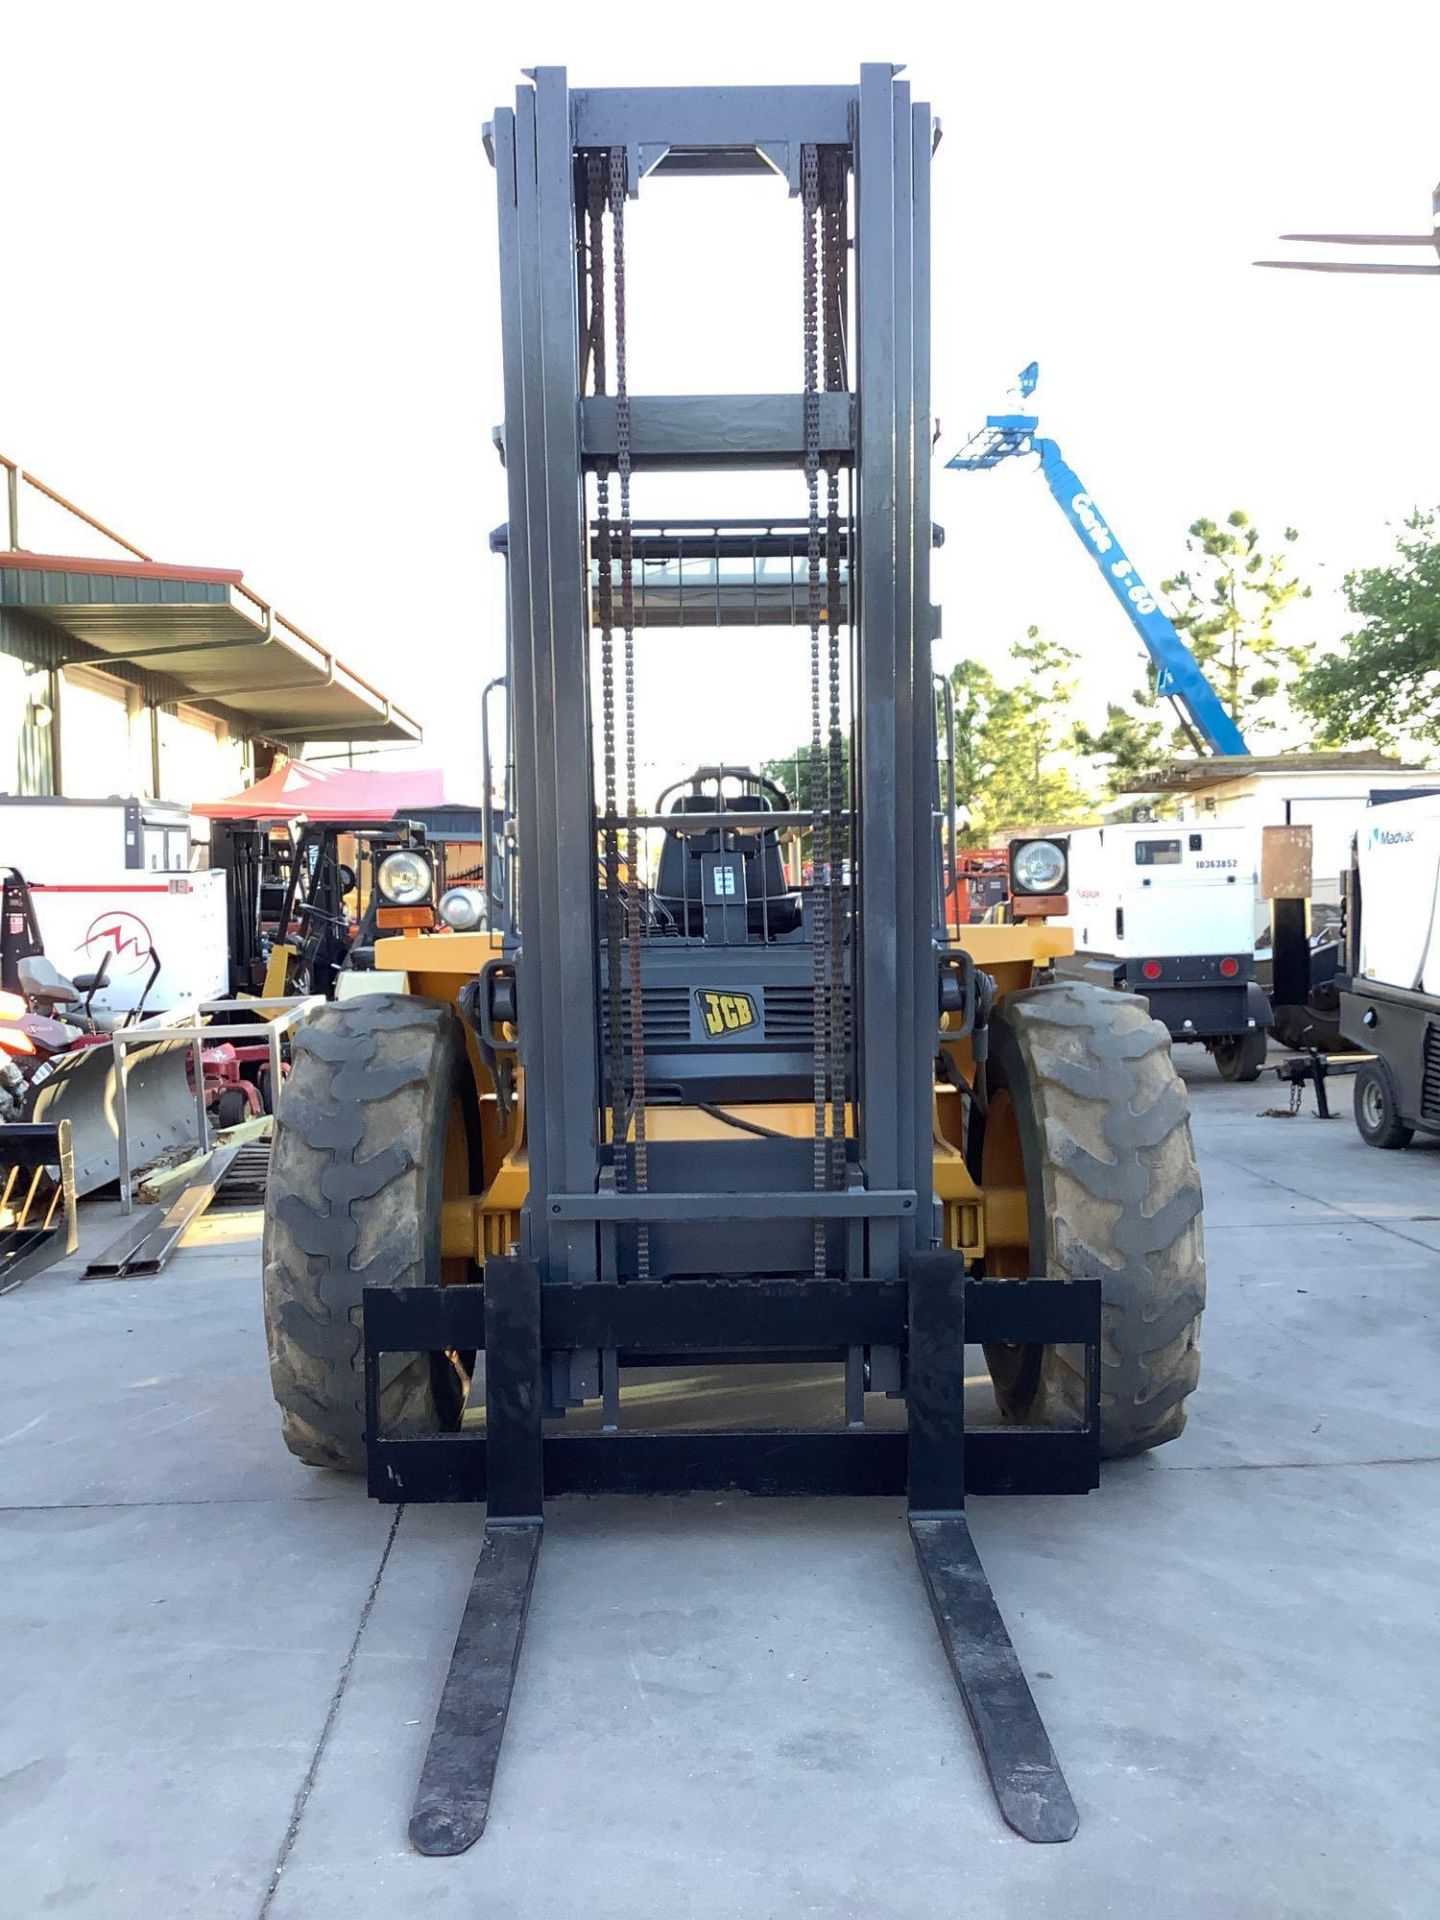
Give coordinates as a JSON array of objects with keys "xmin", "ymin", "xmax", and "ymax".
[{"xmin": 26, "ymin": 1039, "xmax": 196, "ymax": 1197}]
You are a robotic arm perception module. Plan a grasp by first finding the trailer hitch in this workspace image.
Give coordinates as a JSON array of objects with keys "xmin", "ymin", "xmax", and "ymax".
[{"xmin": 1264, "ymin": 1048, "xmax": 1372, "ymax": 1119}]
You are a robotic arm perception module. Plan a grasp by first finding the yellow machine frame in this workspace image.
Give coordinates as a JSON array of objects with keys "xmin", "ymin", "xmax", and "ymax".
[{"xmin": 373, "ymin": 919, "xmax": 1073, "ymax": 1276}]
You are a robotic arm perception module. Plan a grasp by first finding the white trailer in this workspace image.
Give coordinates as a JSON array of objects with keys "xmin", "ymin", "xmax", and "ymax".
[
  {"xmin": 0, "ymin": 795, "xmax": 192, "ymax": 877},
  {"xmin": 0, "ymin": 797, "xmax": 221, "ymax": 1018},
  {"xmin": 1339, "ymin": 791, "xmax": 1440, "ymax": 1147},
  {"xmin": 1165, "ymin": 756, "xmax": 1438, "ymax": 910},
  {"xmin": 1056, "ymin": 821, "xmax": 1271, "ymax": 1079}
]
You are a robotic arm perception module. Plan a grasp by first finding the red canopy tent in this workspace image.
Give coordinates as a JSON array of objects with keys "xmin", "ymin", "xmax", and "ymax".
[{"xmin": 194, "ymin": 760, "xmax": 449, "ymax": 822}]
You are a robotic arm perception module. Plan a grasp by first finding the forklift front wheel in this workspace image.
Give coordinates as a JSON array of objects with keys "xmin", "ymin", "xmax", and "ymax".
[
  {"xmin": 262, "ymin": 994, "xmax": 480, "ymax": 1472},
  {"xmin": 971, "ymin": 983, "xmax": 1206, "ymax": 1459}
]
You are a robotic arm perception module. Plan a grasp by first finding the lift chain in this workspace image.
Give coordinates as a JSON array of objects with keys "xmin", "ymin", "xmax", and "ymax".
[
  {"xmin": 820, "ymin": 147, "xmax": 848, "ymax": 394},
  {"xmin": 802, "ymin": 143, "xmax": 828, "ymax": 1277},
  {"xmin": 820, "ymin": 147, "xmax": 848, "ymax": 1191},
  {"xmin": 609, "ymin": 145, "xmax": 649, "ymax": 1278},
  {"xmin": 587, "ymin": 155, "xmax": 626, "ymax": 1174}
]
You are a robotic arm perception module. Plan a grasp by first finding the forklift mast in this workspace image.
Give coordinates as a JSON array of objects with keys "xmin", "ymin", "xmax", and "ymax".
[{"xmin": 490, "ymin": 69, "xmax": 938, "ymax": 1290}]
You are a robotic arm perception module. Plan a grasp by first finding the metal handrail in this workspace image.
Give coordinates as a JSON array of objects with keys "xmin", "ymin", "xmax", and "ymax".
[
  {"xmin": 111, "ymin": 995, "xmax": 321, "ymax": 1211},
  {"xmin": 1, "ymin": 454, "xmax": 151, "ymax": 561}
]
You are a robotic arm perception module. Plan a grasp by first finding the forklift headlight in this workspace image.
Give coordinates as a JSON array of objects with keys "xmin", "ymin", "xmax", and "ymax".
[
  {"xmin": 437, "ymin": 886, "xmax": 487, "ymax": 932},
  {"xmin": 377, "ymin": 849, "xmax": 434, "ymax": 906},
  {"xmin": 1010, "ymin": 837, "xmax": 1068, "ymax": 894}
]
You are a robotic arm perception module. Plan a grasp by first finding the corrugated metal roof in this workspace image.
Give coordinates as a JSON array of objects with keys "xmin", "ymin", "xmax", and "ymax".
[
  {"xmin": 0, "ymin": 551, "xmax": 419, "ymax": 746},
  {"xmin": 1147, "ymin": 750, "xmax": 1423, "ymax": 793}
]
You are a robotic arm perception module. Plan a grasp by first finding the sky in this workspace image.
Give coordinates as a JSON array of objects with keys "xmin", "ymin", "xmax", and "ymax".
[{"xmin": 4, "ymin": 0, "xmax": 1440, "ymax": 800}]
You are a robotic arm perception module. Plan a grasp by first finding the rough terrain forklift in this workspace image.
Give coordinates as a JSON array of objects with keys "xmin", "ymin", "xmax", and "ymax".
[{"xmin": 262, "ymin": 66, "xmax": 1205, "ymax": 1854}]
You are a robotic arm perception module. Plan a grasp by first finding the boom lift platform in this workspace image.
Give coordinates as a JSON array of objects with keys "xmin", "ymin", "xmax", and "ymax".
[
  {"xmin": 947, "ymin": 363, "xmax": 1249, "ymax": 757},
  {"xmin": 263, "ymin": 65, "xmax": 1207, "ymax": 1858}
]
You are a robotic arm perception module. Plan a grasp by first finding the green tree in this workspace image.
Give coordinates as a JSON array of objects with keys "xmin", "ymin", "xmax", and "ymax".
[
  {"xmin": 761, "ymin": 735, "xmax": 849, "ymax": 817},
  {"xmin": 1162, "ymin": 510, "xmax": 1311, "ymax": 732},
  {"xmin": 769, "ymin": 629, "xmax": 1094, "ymax": 849},
  {"xmin": 1072, "ymin": 682, "xmax": 1173, "ymax": 798},
  {"xmin": 1297, "ymin": 508, "xmax": 1440, "ymax": 751},
  {"xmin": 948, "ymin": 629, "xmax": 1094, "ymax": 841}
]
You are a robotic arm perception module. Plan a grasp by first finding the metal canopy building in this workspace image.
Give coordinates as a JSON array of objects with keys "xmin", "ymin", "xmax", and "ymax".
[
  {"xmin": 0, "ymin": 551, "xmax": 419, "ymax": 746},
  {"xmin": 1142, "ymin": 749, "xmax": 1419, "ymax": 796},
  {"xmin": 1, "ymin": 456, "xmax": 420, "ymax": 799}
]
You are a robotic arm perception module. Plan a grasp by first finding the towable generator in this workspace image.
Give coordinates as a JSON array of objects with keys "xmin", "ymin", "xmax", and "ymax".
[
  {"xmin": 1050, "ymin": 821, "xmax": 1272, "ymax": 1081},
  {"xmin": 263, "ymin": 66, "xmax": 1205, "ymax": 1852}
]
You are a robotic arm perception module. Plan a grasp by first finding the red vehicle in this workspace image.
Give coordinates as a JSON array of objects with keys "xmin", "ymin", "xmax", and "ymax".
[
  {"xmin": 944, "ymin": 848, "xmax": 1010, "ymax": 926},
  {"xmin": 201, "ymin": 1039, "xmax": 280, "ymax": 1129}
]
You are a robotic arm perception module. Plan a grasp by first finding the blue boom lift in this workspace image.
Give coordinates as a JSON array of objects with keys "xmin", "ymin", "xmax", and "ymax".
[{"xmin": 947, "ymin": 364, "xmax": 1248, "ymax": 757}]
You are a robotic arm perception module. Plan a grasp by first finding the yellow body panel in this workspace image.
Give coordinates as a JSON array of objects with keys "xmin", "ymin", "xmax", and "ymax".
[
  {"xmin": 933, "ymin": 1134, "xmax": 984, "ymax": 1258},
  {"xmin": 948, "ymin": 919, "xmax": 1073, "ymax": 1003},
  {"xmin": 263, "ymin": 942, "xmax": 298, "ymax": 999},
  {"xmin": 380, "ymin": 921, "xmax": 1057, "ymax": 1267},
  {"xmin": 373, "ymin": 928, "xmax": 505, "ymax": 1000},
  {"xmin": 949, "ymin": 922, "xmax": 1073, "ymax": 963}
]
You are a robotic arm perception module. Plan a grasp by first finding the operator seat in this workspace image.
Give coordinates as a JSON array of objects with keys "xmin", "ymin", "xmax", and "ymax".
[
  {"xmin": 17, "ymin": 954, "xmax": 81, "ymax": 1010},
  {"xmin": 653, "ymin": 790, "xmax": 803, "ymax": 938}
]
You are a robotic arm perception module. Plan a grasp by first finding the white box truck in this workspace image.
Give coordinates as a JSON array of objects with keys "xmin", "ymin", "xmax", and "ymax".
[
  {"xmin": 1055, "ymin": 821, "xmax": 1272, "ymax": 1079},
  {"xmin": 1338, "ymin": 791, "xmax": 1440, "ymax": 1147}
]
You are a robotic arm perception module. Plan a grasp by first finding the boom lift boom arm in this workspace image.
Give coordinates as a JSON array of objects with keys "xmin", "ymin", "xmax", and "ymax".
[{"xmin": 947, "ymin": 364, "xmax": 1248, "ymax": 757}]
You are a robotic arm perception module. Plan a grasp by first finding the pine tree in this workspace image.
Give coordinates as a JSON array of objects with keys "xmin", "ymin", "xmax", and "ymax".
[
  {"xmin": 948, "ymin": 629, "xmax": 1094, "ymax": 841},
  {"xmin": 1162, "ymin": 511, "xmax": 1311, "ymax": 733}
]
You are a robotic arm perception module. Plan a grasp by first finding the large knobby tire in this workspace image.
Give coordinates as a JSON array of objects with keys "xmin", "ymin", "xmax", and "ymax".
[
  {"xmin": 1212, "ymin": 1029, "xmax": 1267, "ymax": 1083},
  {"xmin": 262, "ymin": 994, "xmax": 479, "ymax": 1471},
  {"xmin": 975, "ymin": 982, "xmax": 1205, "ymax": 1458}
]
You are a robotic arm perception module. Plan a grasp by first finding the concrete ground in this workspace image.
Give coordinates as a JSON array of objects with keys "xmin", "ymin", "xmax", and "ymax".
[{"xmin": 3, "ymin": 1058, "xmax": 1439, "ymax": 1920}]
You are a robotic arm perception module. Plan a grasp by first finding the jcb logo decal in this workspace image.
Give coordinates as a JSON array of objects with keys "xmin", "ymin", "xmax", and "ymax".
[{"xmin": 697, "ymin": 989, "xmax": 757, "ymax": 1038}]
